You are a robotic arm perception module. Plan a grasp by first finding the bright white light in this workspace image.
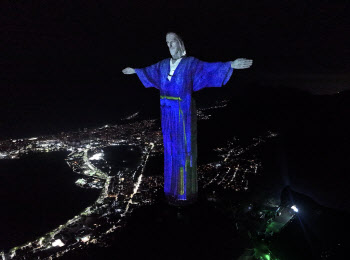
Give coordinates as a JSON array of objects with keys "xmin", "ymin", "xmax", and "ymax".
[
  {"xmin": 38, "ymin": 237, "xmax": 45, "ymax": 246},
  {"xmin": 52, "ymin": 239, "xmax": 65, "ymax": 247},
  {"xmin": 76, "ymin": 179, "xmax": 87, "ymax": 185},
  {"xmin": 89, "ymin": 153, "xmax": 103, "ymax": 160},
  {"xmin": 10, "ymin": 250, "xmax": 16, "ymax": 258},
  {"xmin": 291, "ymin": 205, "xmax": 299, "ymax": 212},
  {"xmin": 81, "ymin": 235, "xmax": 90, "ymax": 242}
]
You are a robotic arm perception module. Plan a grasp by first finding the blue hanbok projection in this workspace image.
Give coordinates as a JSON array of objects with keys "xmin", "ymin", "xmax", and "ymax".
[{"xmin": 135, "ymin": 56, "xmax": 233, "ymax": 204}]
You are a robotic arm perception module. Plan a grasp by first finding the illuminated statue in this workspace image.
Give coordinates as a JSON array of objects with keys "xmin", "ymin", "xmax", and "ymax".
[{"xmin": 123, "ymin": 32, "xmax": 253, "ymax": 206}]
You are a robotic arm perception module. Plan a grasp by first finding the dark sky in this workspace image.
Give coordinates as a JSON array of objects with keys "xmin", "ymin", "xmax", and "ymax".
[
  {"xmin": 0, "ymin": 0, "xmax": 349, "ymax": 119},
  {"xmin": 1, "ymin": 1, "xmax": 349, "ymax": 93}
]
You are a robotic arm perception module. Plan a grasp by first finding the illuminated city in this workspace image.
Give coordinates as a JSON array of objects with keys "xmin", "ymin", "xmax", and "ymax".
[
  {"xmin": 1, "ymin": 91, "xmax": 348, "ymax": 259},
  {"xmin": 0, "ymin": 100, "xmax": 281, "ymax": 259},
  {"xmin": 1, "ymin": 2, "xmax": 349, "ymax": 259}
]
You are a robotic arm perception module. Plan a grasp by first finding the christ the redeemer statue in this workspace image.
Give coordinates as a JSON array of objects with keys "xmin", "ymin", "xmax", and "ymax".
[{"xmin": 122, "ymin": 32, "xmax": 253, "ymax": 206}]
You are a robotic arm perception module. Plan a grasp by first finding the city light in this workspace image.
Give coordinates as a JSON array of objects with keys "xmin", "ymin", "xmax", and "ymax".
[
  {"xmin": 0, "ymin": 104, "xmax": 278, "ymax": 259},
  {"xmin": 291, "ymin": 205, "xmax": 299, "ymax": 212},
  {"xmin": 52, "ymin": 239, "xmax": 65, "ymax": 247},
  {"xmin": 89, "ymin": 153, "xmax": 104, "ymax": 160},
  {"xmin": 263, "ymin": 254, "xmax": 271, "ymax": 260},
  {"xmin": 81, "ymin": 236, "xmax": 90, "ymax": 243}
]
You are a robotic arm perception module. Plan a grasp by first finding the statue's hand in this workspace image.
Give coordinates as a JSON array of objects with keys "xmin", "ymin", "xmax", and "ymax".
[
  {"xmin": 231, "ymin": 58, "xmax": 253, "ymax": 69},
  {"xmin": 122, "ymin": 67, "xmax": 136, "ymax": 74}
]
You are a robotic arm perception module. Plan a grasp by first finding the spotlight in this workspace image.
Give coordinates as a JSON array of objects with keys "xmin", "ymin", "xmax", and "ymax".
[{"xmin": 291, "ymin": 205, "xmax": 299, "ymax": 212}]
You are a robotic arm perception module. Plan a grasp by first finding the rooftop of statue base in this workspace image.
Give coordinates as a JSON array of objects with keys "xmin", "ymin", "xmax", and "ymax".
[{"xmin": 165, "ymin": 193, "xmax": 198, "ymax": 207}]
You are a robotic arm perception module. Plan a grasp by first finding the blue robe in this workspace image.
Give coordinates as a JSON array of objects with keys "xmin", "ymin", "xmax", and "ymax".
[{"xmin": 135, "ymin": 56, "xmax": 233, "ymax": 204}]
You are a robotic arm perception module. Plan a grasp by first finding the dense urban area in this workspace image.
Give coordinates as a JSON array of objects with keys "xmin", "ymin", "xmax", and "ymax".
[{"xmin": 0, "ymin": 100, "xmax": 295, "ymax": 260}]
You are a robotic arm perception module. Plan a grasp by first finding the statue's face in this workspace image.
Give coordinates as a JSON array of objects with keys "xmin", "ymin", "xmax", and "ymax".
[{"xmin": 166, "ymin": 33, "xmax": 181, "ymax": 58}]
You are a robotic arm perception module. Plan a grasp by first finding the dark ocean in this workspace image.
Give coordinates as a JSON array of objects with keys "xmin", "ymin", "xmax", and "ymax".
[{"xmin": 0, "ymin": 151, "xmax": 100, "ymax": 251}]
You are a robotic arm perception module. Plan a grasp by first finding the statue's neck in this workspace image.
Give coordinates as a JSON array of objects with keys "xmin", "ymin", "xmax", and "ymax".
[
  {"xmin": 171, "ymin": 51, "xmax": 182, "ymax": 62},
  {"xmin": 171, "ymin": 56, "xmax": 182, "ymax": 64}
]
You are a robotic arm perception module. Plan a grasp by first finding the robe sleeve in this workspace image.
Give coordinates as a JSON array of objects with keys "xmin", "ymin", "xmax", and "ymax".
[
  {"xmin": 135, "ymin": 62, "xmax": 161, "ymax": 90},
  {"xmin": 192, "ymin": 59, "xmax": 234, "ymax": 92}
]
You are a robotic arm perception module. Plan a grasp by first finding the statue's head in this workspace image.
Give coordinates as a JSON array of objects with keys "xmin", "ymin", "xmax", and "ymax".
[{"xmin": 166, "ymin": 32, "xmax": 186, "ymax": 59}]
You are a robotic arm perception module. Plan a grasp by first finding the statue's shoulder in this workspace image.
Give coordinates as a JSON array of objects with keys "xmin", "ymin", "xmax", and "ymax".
[
  {"xmin": 186, "ymin": 56, "xmax": 197, "ymax": 61},
  {"xmin": 187, "ymin": 56, "xmax": 201, "ymax": 64},
  {"xmin": 182, "ymin": 56, "xmax": 197, "ymax": 65},
  {"xmin": 185, "ymin": 57, "xmax": 200, "ymax": 68}
]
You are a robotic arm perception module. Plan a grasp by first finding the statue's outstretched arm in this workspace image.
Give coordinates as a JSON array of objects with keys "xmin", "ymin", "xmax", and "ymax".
[
  {"xmin": 231, "ymin": 58, "xmax": 253, "ymax": 69},
  {"xmin": 122, "ymin": 67, "xmax": 136, "ymax": 74}
]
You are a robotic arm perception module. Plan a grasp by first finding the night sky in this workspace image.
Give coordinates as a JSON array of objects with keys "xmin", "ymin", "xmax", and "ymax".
[
  {"xmin": 1, "ymin": 1, "xmax": 350, "ymax": 138},
  {"xmin": 1, "ymin": 3, "xmax": 350, "ymax": 257}
]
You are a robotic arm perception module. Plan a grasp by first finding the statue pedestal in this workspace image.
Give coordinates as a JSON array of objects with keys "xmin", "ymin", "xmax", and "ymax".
[{"xmin": 165, "ymin": 193, "xmax": 198, "ymax": 207}]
